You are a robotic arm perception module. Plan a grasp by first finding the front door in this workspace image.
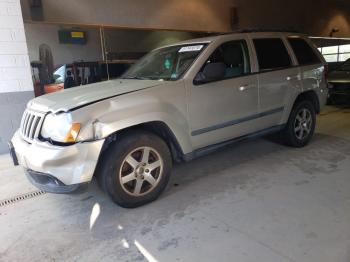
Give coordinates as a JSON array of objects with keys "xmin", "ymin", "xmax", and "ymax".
[{"xmin": 187, "ymin": 39, "xmax": 259, "ymax": 149}]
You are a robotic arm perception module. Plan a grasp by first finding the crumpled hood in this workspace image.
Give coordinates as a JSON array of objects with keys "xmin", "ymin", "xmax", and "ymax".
[{"xmin": 28, "ymin": 79, "xmax": 163, "ymax": 113}]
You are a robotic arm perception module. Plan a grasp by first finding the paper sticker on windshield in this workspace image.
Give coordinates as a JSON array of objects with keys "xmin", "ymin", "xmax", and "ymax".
[{"xmin": 179, "ymin": 45, "xmax": 203, "ymax": 53}]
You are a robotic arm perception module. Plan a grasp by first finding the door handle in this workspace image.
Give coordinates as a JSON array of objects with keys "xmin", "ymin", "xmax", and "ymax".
[
  {"xmin": 239, "ymin": 84, "xmax": 254, "ymax": 91},
  {"xmin": 286, "ymin": 75, "xmax": 299, "ymax": 81}
]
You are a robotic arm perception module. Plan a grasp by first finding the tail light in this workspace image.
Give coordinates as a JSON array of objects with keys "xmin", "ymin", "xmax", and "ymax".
[{"xmin": 324, "ymin": 64, "xmax": 329, "ymax": 82}]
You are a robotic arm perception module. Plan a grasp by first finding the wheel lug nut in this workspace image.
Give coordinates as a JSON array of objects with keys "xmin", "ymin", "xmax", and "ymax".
[
  {"xmin": 145, "ymin": 169, "xmax": 149, "ymax": 173},
  {"xmin": 141, "ymin": 175, "xmax": 144, "ymax": 179}
]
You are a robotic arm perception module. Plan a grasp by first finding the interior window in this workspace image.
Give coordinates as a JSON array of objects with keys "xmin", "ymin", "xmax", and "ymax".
[
  {"xmin": 288, "ymin": 38, "xmax": 321, "ymax": 65},
  {"xmin": 53, "ymin": 65, "xmax": 66, "ymax": 84},
  {"xmin": 253, "ymin": 38, "xmax": 291, "ymax": 71},
  {"xmin": 202, "ymin": 40, "xmax": 251, "ymax": 79}
]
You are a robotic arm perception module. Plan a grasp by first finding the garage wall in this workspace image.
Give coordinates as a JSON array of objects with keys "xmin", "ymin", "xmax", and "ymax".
[
  {"xmin": 104, "ymin": 30, "xmax": 200, "ymax": 53},
  {"xmin": 24, "ymin": 24, "xmax": 200, "ymax": 65},
  {"xmin": 233, "ymin": 0, "xmax": 304, "ymax": 32},
  {"xmin": 24, "ymin": 23, "xmax": 102, "ymax": 65},
  {"xmin": 21, "ymin": 0, "xmax": 350, "ymax": 37},
  {"xmin": 234, "ymin": 0, "xmax": 349, "ymax": 37},
  {"xmin": 304, "ymin": 1, "xmax": 350, "ymax": 37},
  {"xmin": 0, "ymin": 0, "xmax": 33, "ymax": 154},
  {"xmin": 21, "ymin": 0, "xmax": 234, "ymax": 32}
]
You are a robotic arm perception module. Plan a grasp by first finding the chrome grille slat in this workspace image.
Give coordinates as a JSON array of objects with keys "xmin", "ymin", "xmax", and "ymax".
[
  {"xmin": 24, "ymin": 114, "xmax": 31, "ymax": 137},
  {"xmin": 20, "ymin": 109, "xmax": 45, "ymax": 142},
  {"xmin": 20, "ymin": 112, "xmax": 27, "ymax": 133},
  {"xmin": 19, "ymin": 113, "xmax": 25, "ymax": 136},
  {"xmin": 28, "ymin": 115, "xmax": 36, "ymax": 138},
  {"xmin": 22, "ymin": 112, "xmax": 30, "ymax": 137},
  {"xmin": 30, "ymin": 116, "xmax": 41, "ymax": 139},
  {"xmin": 26, "ymin": 115, "xmax": 34, "ymax": 138}
]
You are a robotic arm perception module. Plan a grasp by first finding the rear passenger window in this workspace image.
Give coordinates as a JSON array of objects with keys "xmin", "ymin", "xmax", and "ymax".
[
  {"xmin": 288, "ymin": 38, "xmax": 321, "ymax": 65},
  {"xmin": 253, "ymin": 38, "xmax": 291, "ymax": 71}
]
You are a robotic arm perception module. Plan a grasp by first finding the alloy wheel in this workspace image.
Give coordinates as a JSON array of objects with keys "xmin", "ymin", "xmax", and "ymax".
[
  {"xmin": 119, "ymin": 146, "xmax": 163, "ymax": 196},
  {"xmin": 294, "ymin": 108, "xmax": 312, "ymax": 140}
]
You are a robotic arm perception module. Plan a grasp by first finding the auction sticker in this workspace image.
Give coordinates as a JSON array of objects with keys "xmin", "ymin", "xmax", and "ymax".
[{"xmin": 179, "ymin": 45, "xmax": 204, "ymax": 52}]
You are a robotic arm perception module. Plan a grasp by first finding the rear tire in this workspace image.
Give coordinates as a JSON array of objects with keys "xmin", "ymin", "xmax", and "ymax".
[
  {"xmin": 98, "ymin": 131, "xmax": 172, "ymax": 208},
  {"xmin": 282, "ymin": 100, "xmax": 316, "ymax": 147}
]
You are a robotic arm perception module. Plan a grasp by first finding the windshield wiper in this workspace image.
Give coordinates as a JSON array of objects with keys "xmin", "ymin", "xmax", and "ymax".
[
  {"xmin": 120, "ymin": 76, "xmax": 150, "ymax": 80},
  {"xmin": 121, "ymin": 76, "xmax": 171, "ymax": 81}
]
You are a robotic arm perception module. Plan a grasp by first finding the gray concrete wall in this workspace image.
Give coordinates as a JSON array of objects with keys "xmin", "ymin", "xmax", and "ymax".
[
  {"xmin": 0, "ymin": 0, "xmax": 34, "ymax": 154},
  {"xmin": 0, "ymin": 91, "xmax": 33, "ymax": 153}
]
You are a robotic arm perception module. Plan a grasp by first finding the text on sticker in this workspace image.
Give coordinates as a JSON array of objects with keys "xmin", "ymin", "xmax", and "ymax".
[{"xmin": 179, "ymin": 45, "xmax": 204, "ymax": 52}]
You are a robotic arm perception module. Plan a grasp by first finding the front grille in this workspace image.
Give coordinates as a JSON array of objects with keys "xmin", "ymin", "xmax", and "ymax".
[{"xmin": 20, "ymin": 109, "xmax": 45, "ymax": 142}]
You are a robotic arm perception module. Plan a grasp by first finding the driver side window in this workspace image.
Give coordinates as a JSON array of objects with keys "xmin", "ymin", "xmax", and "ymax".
[{"xmin": 202, "ymin": 40, "xmax": 251, "ymax": 80}]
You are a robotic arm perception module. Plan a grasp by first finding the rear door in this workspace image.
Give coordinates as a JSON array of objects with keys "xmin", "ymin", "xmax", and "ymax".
[
  {"xmin": 287, "ymin": 36, "xmax": 327, "ymax": 105},
  {"xmin": 252, "ymin": 36, "xmax": 301, "ymax": 129}
]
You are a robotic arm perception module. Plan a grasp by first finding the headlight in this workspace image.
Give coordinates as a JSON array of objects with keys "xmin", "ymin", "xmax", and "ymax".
[{"xmin": 41, "ymin": 113, "xmax": 81, "ymax": 143}]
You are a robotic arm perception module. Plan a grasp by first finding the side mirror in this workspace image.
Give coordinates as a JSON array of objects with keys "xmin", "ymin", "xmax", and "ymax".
[{"xmin": 194, "ymin": 62, "xmax": 226, "ymax": 84}]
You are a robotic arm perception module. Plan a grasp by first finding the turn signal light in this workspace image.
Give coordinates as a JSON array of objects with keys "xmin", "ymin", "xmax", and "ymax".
[
  {"xmin": 64, "ymin": 123, "xmax": 81, "ymax": 142},
  {"xmin": 324, "ymin": 64, "xmax": 329, "ymax": 82}
]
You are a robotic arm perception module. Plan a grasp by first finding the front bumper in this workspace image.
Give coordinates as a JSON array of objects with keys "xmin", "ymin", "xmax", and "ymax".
[
  {"xmin": 11, "ymin": 130, "xmax": 104, "ymax": 192},
  {"xmin": 25, "ymin": 169, "xmax": 87, "ymax": 193}
]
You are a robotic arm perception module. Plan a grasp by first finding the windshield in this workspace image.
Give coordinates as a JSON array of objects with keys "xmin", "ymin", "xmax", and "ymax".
[{"xmin": 122, "ymin": 44, "xmax": 207, "ymax": 81}]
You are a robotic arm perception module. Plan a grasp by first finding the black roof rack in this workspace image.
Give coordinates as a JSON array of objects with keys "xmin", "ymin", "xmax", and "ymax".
[{"xmin": 214, "ymin": 28, "xmax": 304, "ymax": 36}]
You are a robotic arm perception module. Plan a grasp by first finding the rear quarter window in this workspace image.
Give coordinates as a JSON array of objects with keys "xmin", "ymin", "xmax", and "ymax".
[
  {"xmin": 288, "ymin": 38, "xmax": 321, "ymax": 66},
  {"xmin": 253, "ymin": 38, "xmax": 292, "ymax": 71}
]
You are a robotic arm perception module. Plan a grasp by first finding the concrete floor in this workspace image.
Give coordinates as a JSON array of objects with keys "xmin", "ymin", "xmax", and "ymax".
[{"xmin": 0, "ymin": 106, "xmax": 350, "ymax": 262}]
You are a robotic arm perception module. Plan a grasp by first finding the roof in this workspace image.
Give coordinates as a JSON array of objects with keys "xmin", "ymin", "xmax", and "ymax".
[{"xmin": 158, "ymin": 30, "xmax": 306, "ymax": 49}]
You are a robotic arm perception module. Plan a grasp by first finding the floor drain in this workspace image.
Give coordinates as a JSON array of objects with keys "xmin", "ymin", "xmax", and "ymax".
[{"xmin": 0, "ymin": 190, "xmax": 46, "ymax": 207}]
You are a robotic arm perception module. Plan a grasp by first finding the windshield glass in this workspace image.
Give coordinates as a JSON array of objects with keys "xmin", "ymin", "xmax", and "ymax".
[{"xmin": 122, "ymin": 44, "xmax": 207, "ymax": 81}]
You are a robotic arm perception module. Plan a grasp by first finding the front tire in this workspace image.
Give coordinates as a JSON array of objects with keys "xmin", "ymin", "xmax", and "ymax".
[
  {"xmin": 282, "ymin": 100, "xmax": 316, "ymax": 147},
  {"xmin": 98, "ymin": 131, "xmax": 172, "ymax": 208}
]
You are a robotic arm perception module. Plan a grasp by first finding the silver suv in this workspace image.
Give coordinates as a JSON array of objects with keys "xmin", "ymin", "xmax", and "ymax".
[{"xmin": 10, "ymin": 32, "xmax": 328, "ymax": 207}]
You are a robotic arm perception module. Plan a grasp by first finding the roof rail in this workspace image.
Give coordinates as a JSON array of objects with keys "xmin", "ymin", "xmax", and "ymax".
[{"xmin": 216, "ymin": 28, "xmax": 304, "ymax": 35}]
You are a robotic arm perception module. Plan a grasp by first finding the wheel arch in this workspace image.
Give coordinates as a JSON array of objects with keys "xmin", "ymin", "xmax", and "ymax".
[
  {"xmin": 293, "ymin": 90, "xmax": 320, "ymax": 114},
  {"xmin": 97, "ymin": 121, "xmax": 186, "ymax": 166}
]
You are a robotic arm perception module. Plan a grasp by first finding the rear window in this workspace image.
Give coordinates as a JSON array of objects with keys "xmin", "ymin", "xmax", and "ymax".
[
  {"xmin": 288, "ymin": 38, "xmax": 321, "ymax": 65},
  {"xmin": 253, "ymin": 38, "xmax": 292, "ymax": 71}
]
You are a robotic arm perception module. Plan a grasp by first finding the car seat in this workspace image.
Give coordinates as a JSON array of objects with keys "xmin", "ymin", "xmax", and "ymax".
[{"xmin": 223, "ymin": 44, "xmax": 244, "ymax": 78}]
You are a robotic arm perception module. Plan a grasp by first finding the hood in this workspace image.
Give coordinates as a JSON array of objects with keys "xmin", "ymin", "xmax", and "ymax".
[
  {"xmin": 28, "ymin": 79, "xmax": 163, "ymax": 113},
  {"xmin": 328, "ymin": 70, "xmax": 350, "ymax": 84}
]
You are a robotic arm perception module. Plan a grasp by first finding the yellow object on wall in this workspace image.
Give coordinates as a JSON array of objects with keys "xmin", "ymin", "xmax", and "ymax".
[{"xmin": 71, "ymin": 31, "xmax": 84, "ymax": 38}]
